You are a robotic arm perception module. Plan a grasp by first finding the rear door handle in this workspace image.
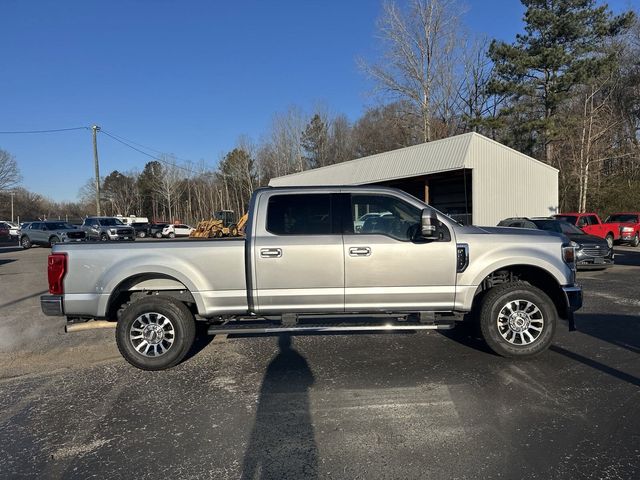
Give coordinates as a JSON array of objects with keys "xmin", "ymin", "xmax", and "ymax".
[
  {"xmin": 349, "ymin": 246, "xmax": 371, "ymax": 257},
  {"xmin": 260, "ymin": 248, "xmax": 282, "ymax": 258}
]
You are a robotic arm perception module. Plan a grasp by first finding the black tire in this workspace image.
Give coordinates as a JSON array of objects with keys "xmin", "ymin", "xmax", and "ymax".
[
  {"xmin": 605, "ymin": 234, "xmax": 614, "ymax": 249},
  {"xmin": 169, "ymin": 232, "xmax": 176, "ymax": 239},
  {"xmin": 100, "ymin": 233, "xmax": 109, "ymax": 242},
  {"xmin": 155, "ymin": 232, "xmax": 162, "ymax": 239},
  {"xmin": 20, "ymin": 235, "xmax": 31, "ymax": 249},
  {"xmin": 116, "ymin": 296, "xmax": 196, "ymax": 371},
  {"xmin": 479, "ymin": 282, "xmax": 556, "ymax": 358},
  {"xmin": 631, "ymin": 233, "xmax": 639, "ymax": 248},
  {"xmin": 138, "ymin": 231, "xmax": 146, "ymax": 238},
  {"xmin": 49, "ymin": 236, "xmax": 60, "ymax": 247}
]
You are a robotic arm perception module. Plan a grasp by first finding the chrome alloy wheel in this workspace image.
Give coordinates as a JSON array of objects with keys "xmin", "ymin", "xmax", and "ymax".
[
  {"xmin": 496, "ymin": 300, "xmax": 544, "ymax": 345},
  {"xmin": 129, "ymin": 313, "xmax": 176, "ymax": 357}
]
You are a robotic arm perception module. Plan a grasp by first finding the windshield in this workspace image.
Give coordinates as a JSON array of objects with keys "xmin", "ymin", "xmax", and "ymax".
[
  {"xmin": 99, "ymin": 218, "xmax": 125, "ymax": 226},
  {"xmin": 532, "ymin": 219, "xmax": 584, "ymax": 235},
  {"xmin": 554, "ymin": 215, "xmax": 577, "ymax": 225},
  {"xmin": 605, "ymin": 214, "xmax": 638, "ymax": 223}
]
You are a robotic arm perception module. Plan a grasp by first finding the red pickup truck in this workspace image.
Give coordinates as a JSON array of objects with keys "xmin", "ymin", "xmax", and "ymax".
[{"xmin": 553, "ymin": 212, "xmax": 640, "ymax": 247}]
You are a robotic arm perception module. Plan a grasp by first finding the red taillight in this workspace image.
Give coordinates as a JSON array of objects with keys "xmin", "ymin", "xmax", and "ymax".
[{"xmin": 48, "ymin": 253, "xmax": 67, "ymax": 295}]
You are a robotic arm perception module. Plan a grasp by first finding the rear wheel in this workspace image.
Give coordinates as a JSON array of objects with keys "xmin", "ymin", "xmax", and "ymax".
[
  {"xmin": 20, "ymin": 235, "xmax": 31, "ymax": 249},
  {"xmin": 49, "ymin": 236, "xmax": 60, "ymax": 247},
  {"xmin": 605, "ymin": 234, "xmax": 614, "ymax": 249},
  {"xmin": 138, "ymin": 231, "xmax": 146, "ymax": 238},
  {"xmin": 116, "ymin": 296, "xmax": 196, "ymax": 370},
  {"xmin": 631, "ymin": 233, "xmax": 639, "ymax": 248},
  {"xmin": 479, "ymin": 282, "xmax": 556, "ymax": 358},
  {"xmin": 155, "ymin": 232, "xmax": 163, "ymax": 239}
]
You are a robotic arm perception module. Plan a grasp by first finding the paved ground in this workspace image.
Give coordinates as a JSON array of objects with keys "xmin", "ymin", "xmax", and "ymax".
[{"xmin": 0, "ymin": 244, "xmax": 638, "ymax": 479}]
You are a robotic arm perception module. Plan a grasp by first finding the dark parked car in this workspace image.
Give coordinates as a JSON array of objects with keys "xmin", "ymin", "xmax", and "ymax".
[
  {"xmin": 130, "ymin": 222, "xmax": 150, "ymax": 238},
  {"xmin": 0, "ymin": 222, "xmax": 9, "ymax": 240},
  {"xmin": 148, "ymin": 223, "xmax": 169, "ymax": 239},
  {"xmin": 498, "ymin": 217, "xmax": 613, "ymax": 269},
  {"xmin": 20, "ymin": 221, "xmax": 86, "ymax": 249}
]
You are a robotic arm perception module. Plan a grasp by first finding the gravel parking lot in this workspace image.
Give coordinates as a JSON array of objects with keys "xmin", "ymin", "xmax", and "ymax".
[{"xmin": 0, "ymin": 244, "xmax": 638, "ymax": 479}]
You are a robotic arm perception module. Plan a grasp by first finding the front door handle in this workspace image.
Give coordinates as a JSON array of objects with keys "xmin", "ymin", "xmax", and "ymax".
[
  {"xmin": 349, "ymin": 246, "xmax": 371, "ymax": 257},
  {"xmin": 260, "ymin": 248, "xmax": 282, "ymax": 258}
]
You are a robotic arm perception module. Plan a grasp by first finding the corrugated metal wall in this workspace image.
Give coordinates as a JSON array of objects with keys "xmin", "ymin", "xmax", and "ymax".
[{"xmin": 467, "ymin": 136, "xmax": 559, "ymax": 226}]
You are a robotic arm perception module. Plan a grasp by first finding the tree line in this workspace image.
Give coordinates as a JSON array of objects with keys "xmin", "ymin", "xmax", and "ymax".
[{"xmin": 1, "ymin": 0, "xmax": 639, "ymax": 224}]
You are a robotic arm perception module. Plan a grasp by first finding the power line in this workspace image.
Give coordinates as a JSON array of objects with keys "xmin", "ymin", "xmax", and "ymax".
[
  {"xmin": 99, "ymin": 129, "xmax": 216, "ymax": 177},
  {"xmin": 100, "ymin": 129, "xmax": 195, "ymax": 163},
  {"xmin": 0, "ymin": 126, "xmax": 89, "ymax": 134}
]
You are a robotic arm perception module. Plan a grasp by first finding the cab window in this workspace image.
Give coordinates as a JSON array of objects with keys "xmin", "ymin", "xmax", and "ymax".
[
  {"xmin": 266, "ymin": 194, "xmax": 332, "ymax": 235},
  {"xmin": 349, "ymin": 194, "xmax": 421, "ymax": 241}
]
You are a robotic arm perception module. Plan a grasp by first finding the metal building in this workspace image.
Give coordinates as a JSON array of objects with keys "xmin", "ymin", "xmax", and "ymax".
[{"xmin": 269, "ymin": 132, "xmax": 559, "ymax": 226}]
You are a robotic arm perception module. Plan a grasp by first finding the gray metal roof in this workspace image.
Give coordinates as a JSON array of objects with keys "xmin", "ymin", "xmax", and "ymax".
[{"xmin": 269, "ymin": 132, "xmax": 557, "ymax": 186}]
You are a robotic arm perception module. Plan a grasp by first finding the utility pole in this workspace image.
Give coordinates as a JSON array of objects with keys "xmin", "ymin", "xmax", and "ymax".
[
  {"xmin": 92, "ymin": 125, "xmax": 102, "ymax": 216},
  {"xmin": 10, "ymin": 191, "xmax": 15, "ymax": 223}
]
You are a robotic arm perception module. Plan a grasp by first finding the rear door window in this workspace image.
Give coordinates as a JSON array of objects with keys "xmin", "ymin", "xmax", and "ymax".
[{"xmin": 266, "ymin": 194, "xmax": 332, "ymax": 235}]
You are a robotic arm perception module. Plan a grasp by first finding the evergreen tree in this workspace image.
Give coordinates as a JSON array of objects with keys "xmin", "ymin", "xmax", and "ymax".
[
  {"xmin": 488, "ymin": 0, "xmax": 634, "ymax": 163},
  {"xmin": 301, "ymin": 114, "xmax": 329, "ymax": 169}
]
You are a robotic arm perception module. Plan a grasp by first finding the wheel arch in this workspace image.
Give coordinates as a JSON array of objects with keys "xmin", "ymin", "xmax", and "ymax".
[
  {"xmin": 472, "ymin": 264, "xmax": 568, "ymax": 320},
  {"xmin": 106, "ymin": 273, "xmax": 199, "ymax": 321}
]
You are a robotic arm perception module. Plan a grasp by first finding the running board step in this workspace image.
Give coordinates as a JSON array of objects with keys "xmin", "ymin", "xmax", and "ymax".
[{"xmin": 207, "ymin": 322, "xmax": 455, "ymax": 335}]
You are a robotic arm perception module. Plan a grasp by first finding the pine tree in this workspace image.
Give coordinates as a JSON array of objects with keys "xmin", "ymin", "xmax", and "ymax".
[
  {"xmin": 301, "ymin": 114, "xmax": 329, "ymax": 169},
  {"xmin": 488, "ymin": 0, "xmax": 634, "ymax": 164}
]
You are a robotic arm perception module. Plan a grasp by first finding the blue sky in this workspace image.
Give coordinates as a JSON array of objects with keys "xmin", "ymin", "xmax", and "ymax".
[{"xmin": 0, "ymin": 0, "xmax": 631, "ymax": 201}]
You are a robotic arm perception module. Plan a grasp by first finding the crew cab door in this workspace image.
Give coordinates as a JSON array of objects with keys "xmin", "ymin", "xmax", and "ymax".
[
  {"xmin": 343, "ymin": 193, "xmax": 457, "ymax": 311},
  {"xmin": 252, "ymin": 192, "xmax": 344, "ymax": 313}
]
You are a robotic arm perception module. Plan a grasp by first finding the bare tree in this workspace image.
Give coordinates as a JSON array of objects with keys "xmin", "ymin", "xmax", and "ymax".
[
  {"xmin": 153, "ymin": 156, "xmax": 185, "ymax": 221},
  {"xmin": 257, "ymin": 106, "xmax": 306, "ymax": 180},
  {"xmin": 360, "ymin": 0, "xmax": 462, "ymax": 142},
  {"xmin": 0, "ymin": 149, "xmax": 21, "ymax": 191}
]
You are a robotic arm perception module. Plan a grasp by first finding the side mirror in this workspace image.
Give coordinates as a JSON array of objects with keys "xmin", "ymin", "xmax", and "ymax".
[{"xmin": 421, "ymin": 207, "xmax": 439, "ymax": 240}]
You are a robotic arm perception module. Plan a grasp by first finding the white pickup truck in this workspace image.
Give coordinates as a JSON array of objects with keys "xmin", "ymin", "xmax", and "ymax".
[{"xmin": 41, "ymin": 186, "xmax": 582, "ymax": 370}]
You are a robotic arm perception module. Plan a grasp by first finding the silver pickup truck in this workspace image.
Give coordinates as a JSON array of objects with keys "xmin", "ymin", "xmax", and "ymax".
[{"xmin": 41, "ymin": 186, "xmax": 582, "ymax": 370}]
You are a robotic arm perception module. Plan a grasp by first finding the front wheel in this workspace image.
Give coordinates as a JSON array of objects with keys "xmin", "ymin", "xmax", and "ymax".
[
  {"xmin": 100, "ymin": 233, "xmax": 109, "ymax": 242},
  {"xmin": 479, "ymin": 282, "xmax": 556, "ymax": 358},
  {"xmin": 20, "ymin": 236, "xmax": 31, "ymax": 249},
  {"xmin": 155, "ymin": 232, "xmax": 162, "ymax": 239},
  {"xmin": 49, "ymin": 236, "xmax": 60, "ymax": 247},
  {"xmin": 168, "ymin": 232, "xmax": 176, "ymax": 239},
  {"xmin": 116, "ymin": 296, "xmax": 196, "ymax": 370},
  {"xmin": 631, "ymin": 233, "xmax": 639, "ymax": 248},
  {"xmin": 138, "ymin": 231, "xmax": 146, "ymax": 238},
  {"xmin": 605, "ymin": 234, "xmax": 614, "ymax": 249}
]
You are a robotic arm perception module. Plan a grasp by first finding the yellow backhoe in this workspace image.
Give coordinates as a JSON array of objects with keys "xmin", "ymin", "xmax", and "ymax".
[{"xmin": 190, "ymin": 210, "xmax": 248, "ymax": 238}]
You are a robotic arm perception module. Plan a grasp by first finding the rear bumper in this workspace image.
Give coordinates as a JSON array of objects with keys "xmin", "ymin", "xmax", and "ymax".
[{"xmin": 41, "ymin": 295, "xmax": 64, "ymax": 316}]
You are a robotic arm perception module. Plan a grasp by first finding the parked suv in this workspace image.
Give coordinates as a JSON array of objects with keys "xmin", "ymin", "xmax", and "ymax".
[
  {"xmin": 162, "ymin": 224, "xmax": 194, "ymax": 238},
  {"xmin": 0, "ymin": 221, "xmax": 20, "ymax": 240},
  {"xmin": 148, "ymin": 223, "xmax": 169, "ymax": 239},
  {"xmin": 498, "ymin": 217, "xmax": 613, "ymax": 268},
  {"xmin": 82, "ymin": 217, "xmax": 135, "ymax": 241},
  {"xmin": 130, "ymin": 222, "xmax": 150, "ymax": 238},
  {"xmin": 20, "ymin": 221, "xmax": 86, "ymax": 248}
]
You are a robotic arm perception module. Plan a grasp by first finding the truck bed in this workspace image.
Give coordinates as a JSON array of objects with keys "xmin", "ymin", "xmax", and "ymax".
[{"xmin": 56, "ymin": 238, "xmax": 247, "ymax": 318}]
